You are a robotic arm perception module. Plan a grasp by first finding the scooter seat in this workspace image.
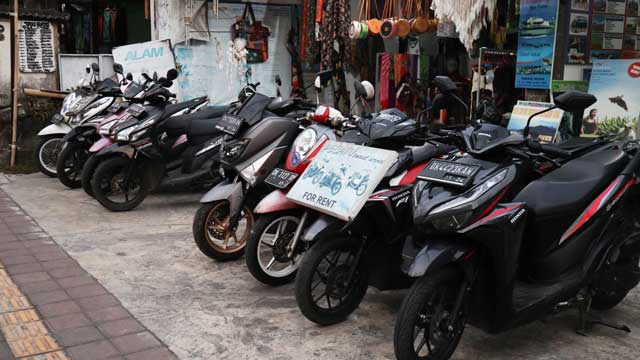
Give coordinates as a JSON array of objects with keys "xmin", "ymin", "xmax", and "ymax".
[
  {"xmin": 267, "ymin": 98, "xmax": 294, "ymax": 111},
  {"xmin": 514, "ymin": 147, "xmax": 627, "ymax": 217},
  {"xmin": 163, "ymin": 106, "xmax": 228, "ymax": 138},
  {"xmin": 162, "ymin": 96, "xmax": 209, "ymax": 119}
]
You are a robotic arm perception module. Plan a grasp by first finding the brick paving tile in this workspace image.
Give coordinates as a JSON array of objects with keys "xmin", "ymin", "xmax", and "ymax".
[
  {"xmin": 19, "ymin": 280, "xmax": 62, "ymax": 296},
  {"xmin": 75, "ymin": 295, "xmax": 119, "ymax": 311},
  {"xmin": 46, "ymin": 313, "xmax": 92, "ymax": 332},
  {"xmin": 49, "ymin": 266, "xmax": 86, "ymax": 280},
  {"xmin": 56, "ymin": 276, "xmax": 96, "ymax": 290},
  {"xmin": 34, "ymin": 251, "xmax": 69, "ymax": 262},
  {"xmin": 1, "ymin": 255, "xmax": 38, "ymax": 266},
  {"xmin": 5, "ymin": 262, "xmax": 44, "ymax": 275},
  {"xmin": 124, "ymin": 347, "xmax": 178, "ymax": 360},
  {"xmin": 98, "ymin": 318, "xmax": 145, "ymax": 338},
  {"xmin": 40, "ymin": 259, "xmax": 78, "ymax": 271},
  {"xmin": 111, "ymin": 332, "xmax": 162, "ymax": 355},
  {"xmin": 28, "ymin": 290, "xmax": 71, "ymax": 306},
  {"xmin": 56, "ymin": 326, "xmax": 105, "ymax": 347},
  {"xmin": 11, "ymin": 272, "xmax": 52, "ymax": 285},
  {"xmin": 38, "ymin": 301, "xmax": 83, "ymax": 319},
  {"xmin": 67, "ymin": 340, "xmax": 120, "ymax": 360},
  {"xmin": 86, "ymin": 306, "xmax": 130, "ymax": 324},
  {"xmin": 0, "ymin": 241, "xmax": 26, "ymax": 251},
  {"xmin": 65, "ymin": 283, "xmax": 108, "ymax": 299}
]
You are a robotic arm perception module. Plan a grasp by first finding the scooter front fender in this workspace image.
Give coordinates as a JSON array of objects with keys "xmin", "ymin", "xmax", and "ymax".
[
  {"xmin": 402, "ymin": 238, "xmax": 472, "ymax": 278},
  {"xmin": 90, "ymin": 137, "xmax": 115, "ymax": 153},
  {"xmin": 97, "ymin": 144, "xmax": 135, "ymax": 159},
  {"xmin": 254, "ymin": 190, "xmax": 302, "ymax": 214},
  {"xmin": 301, "ymin": 214, "xmax": 345, "ymax": 243},
  {"xmin": 200, "ymin": 180, "xmax": 243, "ymax": 217},
  {"xmin": 38, "ymin": 123, "xmax": 72, "ymax": 137}
]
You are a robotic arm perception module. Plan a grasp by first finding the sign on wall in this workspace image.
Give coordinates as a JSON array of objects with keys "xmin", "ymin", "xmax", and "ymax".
[
  {"xmin": 590, "ymin": 0, "xmax": 640, "ymax": 61},
  {"xmin": 18, "ymin": 21, "xmax": 56, "ymax": 73},
  {"xmin": 287, "ymin": 142, "xmax": 398, "ymax": 221},
  {"xmin": 515, "ymin": 0, "xmax": 559, "ymax": 89},
  {"xmin": 112, "ymin": 39, "xmax": 176, "ymax": 88},
  {"xmin": 584, "ymin": 59, "xmax": 640, "ymax": 138}
]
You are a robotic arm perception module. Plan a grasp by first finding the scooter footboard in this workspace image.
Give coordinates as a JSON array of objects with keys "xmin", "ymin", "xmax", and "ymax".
[{"xmin": 401, "ymin": 236, "xmax": 473, "ymax": 278}]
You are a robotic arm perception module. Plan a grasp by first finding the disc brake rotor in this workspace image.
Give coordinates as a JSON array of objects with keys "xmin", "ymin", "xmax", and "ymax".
[
  {"xmin": 326, "ymin": 264, "xmax": 352, "ymax": 299},
  {"xmin": 272, "ymin": 232, "xmax": 295, "ymax": 262}
]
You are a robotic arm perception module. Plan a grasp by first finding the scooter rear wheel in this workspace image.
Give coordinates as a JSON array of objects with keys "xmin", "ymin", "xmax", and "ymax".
[
  {"xmin": 56, "ymin": 143, "xmax": 88, "ymax": 189},
  {"xmin": 394, "ymin": 266, "xmax": 467, "ymax": 360},
  {"xmin": 294, "ymin": 236, "xmax": 368, "ymax": 326},
  {"xmin": 193, "ymin": 201, "xmax": 254, "ymax": 262},
  {"xmin": 91, "ymin": 156, "xmax": 149, "ymax": 212}
]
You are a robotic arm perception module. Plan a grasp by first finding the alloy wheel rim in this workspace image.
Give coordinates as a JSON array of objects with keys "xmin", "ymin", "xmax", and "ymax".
[
  {"xmin": 257, "ymin": 216, "xmax": 302, "ymax": 277},
  {"xmin": 310, "ymin": 247, "xmax": 361, "ymax": 312},
  {"xmin": 204, "ymin": 203, "xmax": 253, "ymax": 254}
]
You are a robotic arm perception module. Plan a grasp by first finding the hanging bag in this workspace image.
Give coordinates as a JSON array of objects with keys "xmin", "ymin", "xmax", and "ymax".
[
  {"xmin": 231, "ymin": 4, "xmax": 271, "ymax": 63},
  {"xmin": 367, "ymin": 0, "xmax": 382, "ymax": 35},
  {"xmin": 380, "ymin": 0, "xmax": 397, "ymax": 39},
  {"xmin": 396, "ymin": 0, "xmax": 411, "ymax": 38},
  {"xmin": 411, "ymin": 0, "xmax": 429, "ymax": 33}
]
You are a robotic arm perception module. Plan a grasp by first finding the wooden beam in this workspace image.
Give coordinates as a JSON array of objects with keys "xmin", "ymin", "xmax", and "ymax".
[{"xmin": 23, "ymin": 88, "xmax": 69, "ymax": 99}]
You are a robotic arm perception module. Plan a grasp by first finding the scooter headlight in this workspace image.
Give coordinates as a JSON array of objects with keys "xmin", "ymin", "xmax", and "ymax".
[
  {"xmin": 116, "ymin": 126, "xmax": 136, "ymax": 142},
  {"xmin": 427, "ymin": 169, "xmax": 508, "ymax": 231},
  {"xmin": 60, "ymin": 93, "xmax": 79, "ymax": 115},
  {"xmin": 99, "ymin": 123, "xmax": 112, "ymax": 135},
  {"xmin": 289, "ymin": 128, "xmax": 317, "ymax": 168}
]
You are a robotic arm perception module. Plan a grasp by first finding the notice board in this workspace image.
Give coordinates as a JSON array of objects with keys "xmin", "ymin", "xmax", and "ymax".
[{"xmin": 18, "ymin": 21, "xmax": 56, "ymax": 73}]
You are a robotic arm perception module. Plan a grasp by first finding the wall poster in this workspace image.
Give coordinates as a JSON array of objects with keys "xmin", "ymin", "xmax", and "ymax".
[
  {"xmin": 591, "ymin": 0, "xmax": 640, "ymax": 60},
  {"xmin": 515, "ymin": 0, "xmax": 560, "ymax": 89},
  {"xmin": 584, "ymin": 59, "xmax": 640, "ymax": 138},
  {"xmin": 18, "ymin": 21, "xmax": 56, "ymax": 73}
]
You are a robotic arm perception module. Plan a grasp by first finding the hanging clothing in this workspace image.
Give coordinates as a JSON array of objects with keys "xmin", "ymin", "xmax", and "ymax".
[
  {"xmin": 302, "ymin": 0, "xmax": 317, "ymax": 62},
  {"xmin": 319, "ymin": 0, "xmax": 351, "ymax": 70}
]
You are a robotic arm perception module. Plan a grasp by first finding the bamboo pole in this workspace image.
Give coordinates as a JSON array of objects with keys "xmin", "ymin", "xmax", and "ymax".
[
  {"xmin": 10, "ymin": 0, "xmax": 19, "ymax": 168},
  {"xmin": 23, "ymin": 88, "xmax": 69, "ymax": 99}
]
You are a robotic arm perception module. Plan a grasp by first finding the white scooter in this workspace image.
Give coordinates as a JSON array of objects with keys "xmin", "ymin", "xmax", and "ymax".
[{"xmin": 35, "ymin": 63, "xmax": 118, "ymax": 177}]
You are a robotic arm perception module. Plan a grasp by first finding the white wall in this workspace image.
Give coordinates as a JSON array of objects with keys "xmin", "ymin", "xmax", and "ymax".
[{"xmin": 0, "ymin": 19, "xmax": 12, "ymax": 107}]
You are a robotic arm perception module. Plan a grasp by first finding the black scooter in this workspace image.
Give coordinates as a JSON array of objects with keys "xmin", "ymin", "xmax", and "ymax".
[{"xmin": 393, "ymin": 91, "xmax": 640, "ymax": 359}]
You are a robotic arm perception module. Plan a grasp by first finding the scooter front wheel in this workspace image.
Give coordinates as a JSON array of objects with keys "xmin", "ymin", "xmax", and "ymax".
[
  {"xmin": 81, "ymin": 154, "xmax": 101, "ymax": 197},
  {"xmin": 394, "ymin": 266, "xmax": 467, "ymax": 360},
  {"xmin": 91, "ymin": 156, "xmax": 149, "ymax": 212},
  {"xmin": 294, "ymin": 236, "xmax": 368, "ymax": 326},
  {"xmin": 246, "ymin": 211, "xmax": 304, "ymax": 286},
  {"xmin": 56, "ymin": 142, "xmax": 88, "ymax": 189},
  {"xmin": 35, "ymin": 136, "xmax": 64, "ymax": 177},
  {"xmin": 193, "ymin": 201, "xmax": 254, "ymax": 262}
]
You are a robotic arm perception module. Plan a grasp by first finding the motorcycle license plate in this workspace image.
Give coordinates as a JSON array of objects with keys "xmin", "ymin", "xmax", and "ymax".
[
  {"xmin": 216, "ymin": 114, "xmax": 243, "ymax": 136},
  {"xmin": 107, "ymin": 102, "xmax": 123, "ymax": 113},
  {"xmin": 128, "ymin": 104, "xmax": 146, "ymax": 117},
  {"xmin": 265, "ymin": 168, "xmax": 298, "ymax": 189},
  {"xmin": 417, "ymin": 160, "xmax": 480, "ymax": 188}
]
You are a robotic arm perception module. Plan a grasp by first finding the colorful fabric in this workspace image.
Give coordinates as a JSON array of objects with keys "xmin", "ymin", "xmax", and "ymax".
[
  {"xmin": 380, "ymin": 53, "xmax": 390, "ymax": 109},
  {"xmin": 319, "ymin": 0, "xmax": 351, "ymax": 70}
]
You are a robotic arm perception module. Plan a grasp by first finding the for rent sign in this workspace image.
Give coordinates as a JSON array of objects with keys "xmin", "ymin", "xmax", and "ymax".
[{"xmin": 287, "ymin": 141, "xmax": 397, "ymax": 221}]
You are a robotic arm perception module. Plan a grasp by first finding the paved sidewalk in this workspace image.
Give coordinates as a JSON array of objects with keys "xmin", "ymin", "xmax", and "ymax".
[{"xmin": 0, "ymin": 189, "xmax": 177, "ymax": 360}]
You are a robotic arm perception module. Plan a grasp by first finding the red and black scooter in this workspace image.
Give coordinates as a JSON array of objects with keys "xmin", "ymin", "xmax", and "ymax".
[{"xmin": 393, "ymin": 91, "xmax": 640, "ymax": 360}]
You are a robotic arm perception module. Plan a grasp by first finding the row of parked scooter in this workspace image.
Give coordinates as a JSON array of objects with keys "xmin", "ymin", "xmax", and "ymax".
[{"xmin": 35, "ymin": 62, "xmax": 640, "ymax": 359}]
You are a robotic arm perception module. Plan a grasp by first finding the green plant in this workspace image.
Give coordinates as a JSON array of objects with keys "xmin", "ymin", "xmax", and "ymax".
[{"xmin": 597, "ymin": 116, "xmax": 638, "ymax": 139}]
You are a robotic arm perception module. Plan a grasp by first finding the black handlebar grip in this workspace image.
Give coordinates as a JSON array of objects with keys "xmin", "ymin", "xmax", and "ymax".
[{"xmin": 527, "ymin": 140, "xmax": 571, "ymax": 158}]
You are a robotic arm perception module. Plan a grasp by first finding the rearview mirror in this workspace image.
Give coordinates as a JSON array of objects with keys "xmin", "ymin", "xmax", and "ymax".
[
  {"xmin": 126, "ymin": 73, "xmax": 133, "ymax": 81},
  {"xmin": 433, "ymin": 76, "xmax": 458, "ymax": 95},
  {"xmin": 166, "ymin": 69, "xmax": 178, "ymax": 81},
  {"xmin": 354, "ymin": 80, "xmax": 375, "ymax": 100},
  {"xmin": 91, "ymin": 63, "xmax": 100, "ymax": 73},
  {"xmin": 553, "ymin": 91, "xmax": 597, "ymax": 112},
  {"xmin": 315, "ymin": 69, "xmax": 334, "ymax": 90},
  {"xmin": 113, "ymin": 63, "xmax": 124, "ymax": 74}
]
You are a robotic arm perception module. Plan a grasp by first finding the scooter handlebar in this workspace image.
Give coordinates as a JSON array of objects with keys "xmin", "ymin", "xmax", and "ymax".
[{"xmin": 526, "ymin": 140, "xmax": 572, "ymax": 158}]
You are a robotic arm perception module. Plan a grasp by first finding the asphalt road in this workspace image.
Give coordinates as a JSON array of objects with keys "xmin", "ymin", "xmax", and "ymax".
[{"xmin": 2, "ymin": 173, "xmax": 639, "ymax": 360}]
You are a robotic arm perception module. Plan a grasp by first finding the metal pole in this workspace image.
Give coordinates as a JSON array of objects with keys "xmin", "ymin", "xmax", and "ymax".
[{"xmin": 10, "ymin": 0, "xmax": 19, "ymax": 168}]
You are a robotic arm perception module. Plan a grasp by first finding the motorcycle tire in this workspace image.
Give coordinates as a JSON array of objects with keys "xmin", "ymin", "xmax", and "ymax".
[
  {"xmin": 394, "ymin": 266, "xmax": 467, "ymax": 360},
  {"xmin": 193, "ymin": 201, "xmax": 254, "ymax": 262},
  {"xmin": 294, "ymin": 236, "xmax": 368, "ymax": 326},
  {"xmin": 246, "ymin": 211, "xmax": 303, "ymax": 286},
  {"xmin": 56, "ymin": 143, "xmax": 88, "ymax": 189},
  {"xmin": 81, "ymin": 154, "xmax": 101, "ymax": 197},
  {"xmin": 35, "ymin": 135, "xmax": 64, "ymax": 177},
  {"xmin": 91, "ymin": 156, "xmax": 149, "ymax": 212}
]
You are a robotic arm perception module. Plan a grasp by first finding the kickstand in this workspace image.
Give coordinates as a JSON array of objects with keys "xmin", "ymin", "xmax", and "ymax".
[{"xmin": 577, "ymin": 296, "xmax": 631, "ymax": 336}]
